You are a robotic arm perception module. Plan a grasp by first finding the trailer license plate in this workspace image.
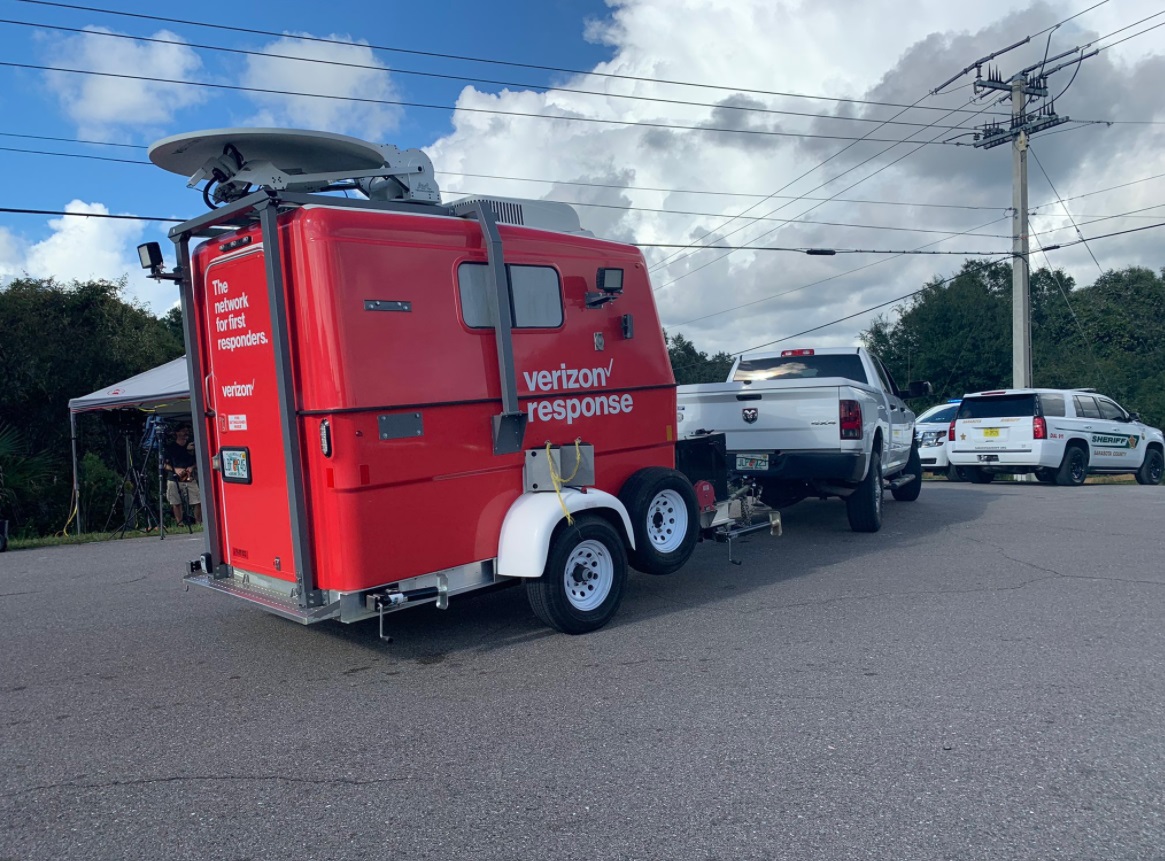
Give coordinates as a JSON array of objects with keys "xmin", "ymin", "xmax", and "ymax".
[
  {"xmin": 220, "ymin": 447, "xmax": 252, "ymax": 484},
  {"xmin": 982, "ymin": 428, "xmax": 1001, "ymax": 438},
  {"xmin": 736, "ymin": 453, "xmax": 769, "ymax": 471}
]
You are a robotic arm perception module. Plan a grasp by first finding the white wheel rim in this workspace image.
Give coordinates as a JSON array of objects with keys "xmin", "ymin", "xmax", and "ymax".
[
  {"xmin": 646, "ymin": 489, "xmax": 687, "ymax": 554},
  {"xmin": 563, "ymin": 539, "xmax": 614, "ymax": 611}
]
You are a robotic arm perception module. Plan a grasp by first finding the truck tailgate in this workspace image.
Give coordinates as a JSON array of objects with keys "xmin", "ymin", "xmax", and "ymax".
[{"xmin": 677, "ymin": 380, "xmax": 846, "ymax": 451}]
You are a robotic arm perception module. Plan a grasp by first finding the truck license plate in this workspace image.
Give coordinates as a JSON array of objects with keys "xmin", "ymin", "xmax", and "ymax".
[
  {"xmin": 982, "ymin": 428, "xmax": 1001, "ymax": 438},
  {"xmin": 736, "ymin": 453, "xmax": 769, "ymax": 471}
]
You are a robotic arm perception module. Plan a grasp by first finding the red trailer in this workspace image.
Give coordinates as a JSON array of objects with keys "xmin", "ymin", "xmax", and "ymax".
[{"xmin": 143, "ymin": 128, "xmax": 769, "ymax": 638}]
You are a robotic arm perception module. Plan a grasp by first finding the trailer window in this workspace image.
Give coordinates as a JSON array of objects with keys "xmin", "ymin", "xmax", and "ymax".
[
  {"xmin": 509, "ymin": 266, "xmax": 563, "ymax": 328},
  {"xmin": 733, "ymin": 354, "xmax": 867, "ymax": 383},
  {"xmin": 458, "ymin": 263, "xmax": 563, "ymax": 329}
]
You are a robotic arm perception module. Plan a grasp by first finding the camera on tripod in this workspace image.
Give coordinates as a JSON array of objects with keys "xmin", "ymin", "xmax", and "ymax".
[{"xmin": 140, "ymin": 415, "xmax": 167, "ymax": 454}]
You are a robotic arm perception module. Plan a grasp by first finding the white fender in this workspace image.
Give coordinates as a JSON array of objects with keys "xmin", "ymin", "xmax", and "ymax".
[{"xmin": 497, "ymin": 488, "xmax": 635, "ymax": 579}]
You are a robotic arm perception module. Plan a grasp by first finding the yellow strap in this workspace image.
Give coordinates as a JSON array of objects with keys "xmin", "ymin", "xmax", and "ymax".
[{"xmin": 545, "ymin": 439, "xmax": 584, "ymax": 526}]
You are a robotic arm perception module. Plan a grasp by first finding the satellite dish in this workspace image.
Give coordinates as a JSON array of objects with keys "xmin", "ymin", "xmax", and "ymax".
[{"xmin": 148, "ymin": 127, "xmax": 441, "ymax": 208}]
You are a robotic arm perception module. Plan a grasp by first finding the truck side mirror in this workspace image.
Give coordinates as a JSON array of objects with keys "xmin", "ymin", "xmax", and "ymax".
[{"xmin": 905, "ymin": 381, "xmax": 933, "ymax": 399}]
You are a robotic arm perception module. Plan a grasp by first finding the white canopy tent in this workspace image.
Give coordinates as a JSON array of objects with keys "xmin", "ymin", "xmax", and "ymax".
[
  {"xmin": 67, "ymin": 357, "xmax": 191, "ymax": 415},
  {"xmin": 67, "ymin": 357, "xmax": 192, "ymax": 534}
]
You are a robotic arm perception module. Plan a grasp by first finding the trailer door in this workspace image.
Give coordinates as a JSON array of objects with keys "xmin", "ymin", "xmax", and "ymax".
[{"xmin": 201, "ymin": 247, "xmax": 297, "ymax": 585}]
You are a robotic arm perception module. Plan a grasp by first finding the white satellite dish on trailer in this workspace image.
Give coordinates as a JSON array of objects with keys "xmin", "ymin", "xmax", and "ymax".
[{"xmin": 148, "ymin": 127, "xmax": 441, "ymax": 207}]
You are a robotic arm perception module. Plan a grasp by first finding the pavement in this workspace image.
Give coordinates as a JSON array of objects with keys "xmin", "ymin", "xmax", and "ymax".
[{"xmin": 1, "ymin": 481, "xmax": 1163, "ymax": 860}]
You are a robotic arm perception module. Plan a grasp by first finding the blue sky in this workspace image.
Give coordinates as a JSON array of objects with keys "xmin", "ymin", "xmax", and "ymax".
[{"xmin": 2, "ymin": 0, "xmax": 1164, "ymax": 355}]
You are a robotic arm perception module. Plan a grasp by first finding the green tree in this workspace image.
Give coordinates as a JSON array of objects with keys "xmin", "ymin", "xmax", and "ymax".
[
  {"xmin": 861, "ymin": 262, "xmax": 1165, "ymax": 427},
  {"xmin": 666, "ymin": 331, "xmax": 734, "ymax": 384},
  {"xmin": 0, "ymin": 277, "xmax": 183, "ymax": 535}
]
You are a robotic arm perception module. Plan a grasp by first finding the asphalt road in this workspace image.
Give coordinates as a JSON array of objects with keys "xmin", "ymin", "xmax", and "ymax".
[{"xmin": 2, "ymin": 482, "xmax": 1163, "ymax": 861}]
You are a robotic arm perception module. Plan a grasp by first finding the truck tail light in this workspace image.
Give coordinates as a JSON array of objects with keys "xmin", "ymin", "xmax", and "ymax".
[
  {"xmin": 949, "ymin": 419, "xmax": 957, "ymax": 442},
  {"xmin": 1033, "ymin": 416, "xmax": 1047, "ymax": 440},
  {"xmin": 781, "ymin": 349, "xmax": 815, "ymax": 357},
  {"xmin": 839, "ymin": 400, "xmax": 862, "ymax": 439}
]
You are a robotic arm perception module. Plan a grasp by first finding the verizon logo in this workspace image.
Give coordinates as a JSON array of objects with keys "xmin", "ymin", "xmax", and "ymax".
[{"xmin": 222, "ymin": 380, "xmax": 255, "ymax": 398}]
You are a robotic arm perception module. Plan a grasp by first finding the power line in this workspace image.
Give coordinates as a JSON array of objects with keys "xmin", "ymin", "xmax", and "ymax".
[
  {"xmin": 637, "ymin": 244, "xmax": 1005, "ymax": 256},
  {"xmin": 0, "ymin": 17, "xmax": 1002, "ymax": 133},
  {"xmin": 1030, "ymin": 145, "xmax": 1104, "ymax": 273},
  {"xmin": 652, "ymin": 92, "xmax": 1000, "ymax": 289},
  {"xmin": 0, "ymin": 205, "xmax": 180, "ymax": 221},
  {"xmin": 5, "ymin": 131, "xmax": 1162, "ymax": 217},
  {"xmin": 0, "ymin": 203, "xmax": 1006, "ymax": 253},
  {"xmin": 0, "ymin": 60, "xmax": 986, "ymax": 147},
  {"xmin": 8, "ymin": 0, "xmax": 1019, "ymax": 117},
  {"xmin": 669, "ymin": 214, "xmax": 1012, "ymax": 327},
  {"xmin": 650, "ymin": 0, "xmax": 1147, "ymax": 283},
  {"xmin": 439, "ymin": 187, "xmax": 1012, "ymax": 237},
  {"xmin": 685, "ymin": 216, "xmax": 1165, "ymax": 362}
]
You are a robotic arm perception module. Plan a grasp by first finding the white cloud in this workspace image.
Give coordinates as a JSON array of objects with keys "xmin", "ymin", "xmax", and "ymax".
[
  {"xmin": 241, "ymin": 35, "xmax": 402, "ymax": 139},
  {"xmin": 43, "ymin": 27, "xmax": 206, "ymax": 140},
  {"xmin": 426, "ymin": 0, "xmax": 1165, "ymax": 357},
  {"xmin": 0, "ymin": 202, "xmax": 173, "ymax": 316}
]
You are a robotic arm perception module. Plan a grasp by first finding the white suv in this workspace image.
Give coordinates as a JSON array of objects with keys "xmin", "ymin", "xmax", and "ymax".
[
  {"xmin": 914, "ymin": 401, "xmax": 965, "ymax": 481},
  {"xmin": 948, "ymin": 388, "xmax": 1164, "ymax": 486}
]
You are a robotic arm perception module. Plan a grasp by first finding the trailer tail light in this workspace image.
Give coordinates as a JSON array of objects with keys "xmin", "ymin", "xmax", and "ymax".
[
  {"xmin": 782, "ymin": 349, "xmax": 814, "ymax": 357},
  {"xmin": 839, "ymin": 400, "xmax": 862, "ymax": 439},
  {"xmin": 319, "ymin": 419, "xmax": 332, "ymax": 457},
  {"xmin": 1033, "ymin": 416, "xmax": 1047, "ymax": 440}
]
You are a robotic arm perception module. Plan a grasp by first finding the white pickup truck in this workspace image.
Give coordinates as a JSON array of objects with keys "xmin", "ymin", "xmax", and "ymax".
[{"xmin": 676, "ymin": 347, "xmax": 928, "ymax": 532}]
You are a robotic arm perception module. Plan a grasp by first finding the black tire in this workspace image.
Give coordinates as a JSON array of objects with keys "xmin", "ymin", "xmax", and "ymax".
[
  {"xmin": 965, "ymin": 467, "xmax": 995, "ymax": 484},
  {"xmin": 1034, "ymin": 468, "xmax": 1057, "ymax": 484},
  {"xmin": 1135, "ymin": 447, "xmax": 1164, "ymax": 486},
  {"xmin": 618, "ymin": 467, "xmax": 699, "ymax": 575},
  {"xmin": 891, "ymin": 445, "xmax": 923, "ymax": 502},
  {"xmin": 946, "ymin": 463, "xmax": 968, "ymax": 482},
  {"xmin": 1055, "ymin": 445, "xmax": 1089, "ymax": 487},
  {"xmin": 526, "ymin": 515, "xmax": 628, "ymax": 635},
  {"xmin": 846, "ymin": 448, "xmax": 883, "ymax": 533}
]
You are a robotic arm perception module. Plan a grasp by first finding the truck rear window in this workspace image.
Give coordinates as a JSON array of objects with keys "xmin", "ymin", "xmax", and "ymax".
[
  {"xmin": 957, "ymin": 394, "xmax": 1036, "ymax": 419},
  {"xmin": 733, "ymin": 354, "xmax": 867, "ymax": 383}
]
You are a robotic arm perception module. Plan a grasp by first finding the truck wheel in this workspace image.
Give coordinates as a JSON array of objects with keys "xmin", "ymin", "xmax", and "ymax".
[
  {"xmin": 1055, "ymin": 445, "xmax": 1088, "ymax": 487},
  {"xmin": 846, "ymin": 449, "xmax": 883, "ymax": 533},
  {"xmin": 891, "ymin": 445, "xmax": 922, "ymax": 502},
  {"xmin": 965, "ymin": 467, "xmax": 994, "ymax": 484},
  {"xmin": 1034, "ymin": 468, "xmax": 1057, "ymax": 484},
  {"xmin": 618, "ymin": 467, "xmax": 699, "ymax": 576},
  {"xmin": 1135, "ymin": 447, "xmax": 1164, "ymax": 485},
  {"xmin": 526, "ymin": 515, "xmax": 628, "ymax": 635}
]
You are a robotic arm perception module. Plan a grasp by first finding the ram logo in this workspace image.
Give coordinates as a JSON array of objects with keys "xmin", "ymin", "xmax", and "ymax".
[{"xmin": 742, "ymin": 408, "xmax": 759, "ymax": 424}]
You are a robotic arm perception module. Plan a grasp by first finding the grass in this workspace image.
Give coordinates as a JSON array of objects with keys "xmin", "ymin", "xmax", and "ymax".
[{"xmin": 7, "ymin": 523, "xmax": 203, "ymax": 551}]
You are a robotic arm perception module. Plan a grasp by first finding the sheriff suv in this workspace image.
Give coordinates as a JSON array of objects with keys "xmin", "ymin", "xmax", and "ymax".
[{"xmin": 947, "ymin": 388, "xmax": 1165, "ymax": 486}]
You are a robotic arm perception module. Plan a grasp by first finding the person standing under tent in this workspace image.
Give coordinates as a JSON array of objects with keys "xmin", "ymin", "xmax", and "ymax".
[{"xmin": 163, "ymin": 424, "xmax": 202, "ymax": 525}]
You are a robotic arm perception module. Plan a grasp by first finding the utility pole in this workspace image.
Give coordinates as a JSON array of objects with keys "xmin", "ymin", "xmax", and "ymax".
[
  {"xmin": 1010, "ymin": 77, "xmax": 1032, "ymax": 387},
  {"xmin": 934, "ymin": 41, "xmax": 1097, "ymax": 390}
]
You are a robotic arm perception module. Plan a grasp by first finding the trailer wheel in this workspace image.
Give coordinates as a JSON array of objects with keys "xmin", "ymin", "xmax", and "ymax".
[
  {"xmin": 526, "ymin": 515, "xmax": 628, "ymax": 635},
  {"xmin": 618, "ymin": 467, "xmax": 699, "ymax": 575},
  {"xmin": 845, "ymin": 448, "xmax": 883, "ymax": 533}
]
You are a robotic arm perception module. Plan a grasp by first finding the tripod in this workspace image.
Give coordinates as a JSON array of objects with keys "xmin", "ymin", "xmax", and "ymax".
[{"xmin": 106, "ymin": 434, "xmax": 162, "ymax": 539}]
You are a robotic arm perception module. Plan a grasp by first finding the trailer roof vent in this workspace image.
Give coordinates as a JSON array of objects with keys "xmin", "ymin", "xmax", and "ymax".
[
  {"xmin": 450, "ymin": 196, "xmax": 592, "ymax": 236},
  {"xmin": 148, "ymin": 127, "xmax": 441, "ymax": 209}
]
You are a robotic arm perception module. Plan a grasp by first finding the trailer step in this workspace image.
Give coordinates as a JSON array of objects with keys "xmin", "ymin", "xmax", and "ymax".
[{"xmin": 184, "ymin": 572, "xmax": 338, "ymax": 624}]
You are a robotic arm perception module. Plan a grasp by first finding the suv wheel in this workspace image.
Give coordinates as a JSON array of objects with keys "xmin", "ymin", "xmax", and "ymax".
[
  {"xmin": 1135, "ymin": 447, "xmax": 1164, "ymax": 486},
  {"xmin": 966, "ymin": 466, "xmax": 994, "ymax": 484},
  {"xmin": 1055, "ymin": 445, "xmax": 1088, "ymax": 487}
]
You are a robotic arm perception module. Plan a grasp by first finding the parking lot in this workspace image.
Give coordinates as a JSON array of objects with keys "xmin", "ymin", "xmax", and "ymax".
[{"xmin": 2, "ymin": 482, "xmax": 1163, "ymax": 860}]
